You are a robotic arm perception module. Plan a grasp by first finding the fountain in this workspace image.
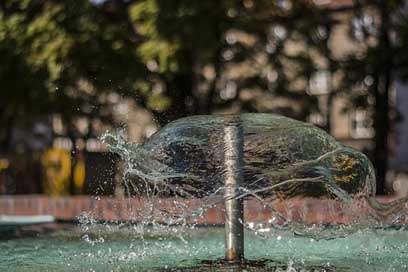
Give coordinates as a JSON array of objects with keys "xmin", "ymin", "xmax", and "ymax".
[
  {"xmin": 3, "ymin": 113, "xmax": 408, "ymax": 271},
  {"xmin": 98, "ymin": 113, "xmax": 408, "ymax": 267}
]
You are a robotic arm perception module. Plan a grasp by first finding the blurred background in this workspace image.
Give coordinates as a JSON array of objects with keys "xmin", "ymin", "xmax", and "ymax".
[{"xmin": 1, "ymin": 0, "xmax": 408, "ymax": 197}]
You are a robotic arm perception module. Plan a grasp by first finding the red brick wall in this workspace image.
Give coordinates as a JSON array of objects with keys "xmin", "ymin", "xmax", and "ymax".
[{"xmin": 0, "ymin": 195, "xmax": 401, "ymax": 224}]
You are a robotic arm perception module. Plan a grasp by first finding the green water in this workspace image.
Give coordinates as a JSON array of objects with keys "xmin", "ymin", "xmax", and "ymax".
[{"xmin": 1, "ymin": 225, "xmax": 408, "ymax": 271}]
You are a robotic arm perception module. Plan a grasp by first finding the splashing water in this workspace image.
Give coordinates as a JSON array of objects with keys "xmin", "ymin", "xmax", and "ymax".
[{"xmin": 101, "ymin": 113, "xmax": 408, "ymax": 233}]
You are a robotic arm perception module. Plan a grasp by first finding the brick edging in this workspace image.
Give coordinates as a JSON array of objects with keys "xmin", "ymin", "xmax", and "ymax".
[{"xmin": 0, "ymin": 195, "xmax": 402, "ymax": 224}]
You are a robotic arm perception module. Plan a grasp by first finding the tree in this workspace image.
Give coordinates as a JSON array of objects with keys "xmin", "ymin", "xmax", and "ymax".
[
  {"xmin": 0, "ymin": 0, "xmax": 146, "ymax": 153},
  {"xmin": 1, "ymin": 0, "xmax": 340, "ymax": 138},
  {"xmin": 0, "ymin": 0, "xmax": 150, "ymax": 194},
  {"xmin": 128, "ymin": 0, "xmax": 334, "ymax": 123}
]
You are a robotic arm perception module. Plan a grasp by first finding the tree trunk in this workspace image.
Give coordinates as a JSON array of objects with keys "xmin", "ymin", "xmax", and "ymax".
[
  {"xmin": 373, "ymin": 2, "xmax": 392, "ymax": 195},
  {"xmin": 1, "ymin": 111, "xmax": 16, "ymax": 153},
  {"xmin": 325, "ymin": 91, "xmax": 334, "ymax": 133},
  {"xmin": 164, "ymin": 50, "xmax": 197, "ymax": 122}
]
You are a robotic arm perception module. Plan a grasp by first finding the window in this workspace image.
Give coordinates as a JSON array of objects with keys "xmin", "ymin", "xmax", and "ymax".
[
  {"xmin": 308, "ymin": 70, "xmax": 330, "ymax": 95},
  {"xmin": 350, "ymin": 109, "xmax": 374, "ymax": 139},
  {"xmin": 308, "ymin": 112, "xmax": 326, "ymax": 127}
]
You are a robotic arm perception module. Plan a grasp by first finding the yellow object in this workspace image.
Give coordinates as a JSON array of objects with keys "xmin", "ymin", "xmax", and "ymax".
[
  {"xmin": 41, "ymin": 148, "xmax": 71, "ymax": 195},
  {"xmin": 73, "ymin": 156, "xmax": 85, "ymax": 193},
  {"xmin": 0, "ymin": 159, "xmax": 9, "ymax": 170}
]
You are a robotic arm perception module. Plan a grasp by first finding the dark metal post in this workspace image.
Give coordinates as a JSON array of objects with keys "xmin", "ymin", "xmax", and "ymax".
[{"xmin": 223, "ymin": 116, "xmax": 244, "ymax": 263}]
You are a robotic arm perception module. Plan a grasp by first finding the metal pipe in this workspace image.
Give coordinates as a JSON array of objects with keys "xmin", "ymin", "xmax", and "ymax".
[{"xmin": 223, "ymin": 115, "xmax": 244, "ymax": 263}]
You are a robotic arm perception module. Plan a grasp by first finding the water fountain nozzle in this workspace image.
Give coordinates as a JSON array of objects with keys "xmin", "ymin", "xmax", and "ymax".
[{"xmin": 223, "ymin": 115, "xmax": 245, "ymax": 263}]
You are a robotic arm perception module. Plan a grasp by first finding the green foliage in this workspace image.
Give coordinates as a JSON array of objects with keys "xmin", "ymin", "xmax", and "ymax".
[
  {"xmin": 8, "ymin": 0, "xmax": 406, "ymax": 150},
  {"xmin": 129, "ymin": 0, "xmax": 332, "ymax": 122},
  {"xmin": 0, "ymin": 0, "xmax": 145, "ymax": 149}
]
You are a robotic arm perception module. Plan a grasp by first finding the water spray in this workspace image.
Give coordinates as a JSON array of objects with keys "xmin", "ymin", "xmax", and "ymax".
[{"xmin": 223, "ymin": 116, "xmax": 245, "ymax": 263}]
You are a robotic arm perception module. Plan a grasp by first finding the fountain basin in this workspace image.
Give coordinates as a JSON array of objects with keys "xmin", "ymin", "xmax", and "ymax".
[
  {"xmin": 2, "ymin": 224, "xmax": 408, "ymax": 271},
  {"xmin": 3, "ymin": 195, "xmax": 408, "ymax": 271}
]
